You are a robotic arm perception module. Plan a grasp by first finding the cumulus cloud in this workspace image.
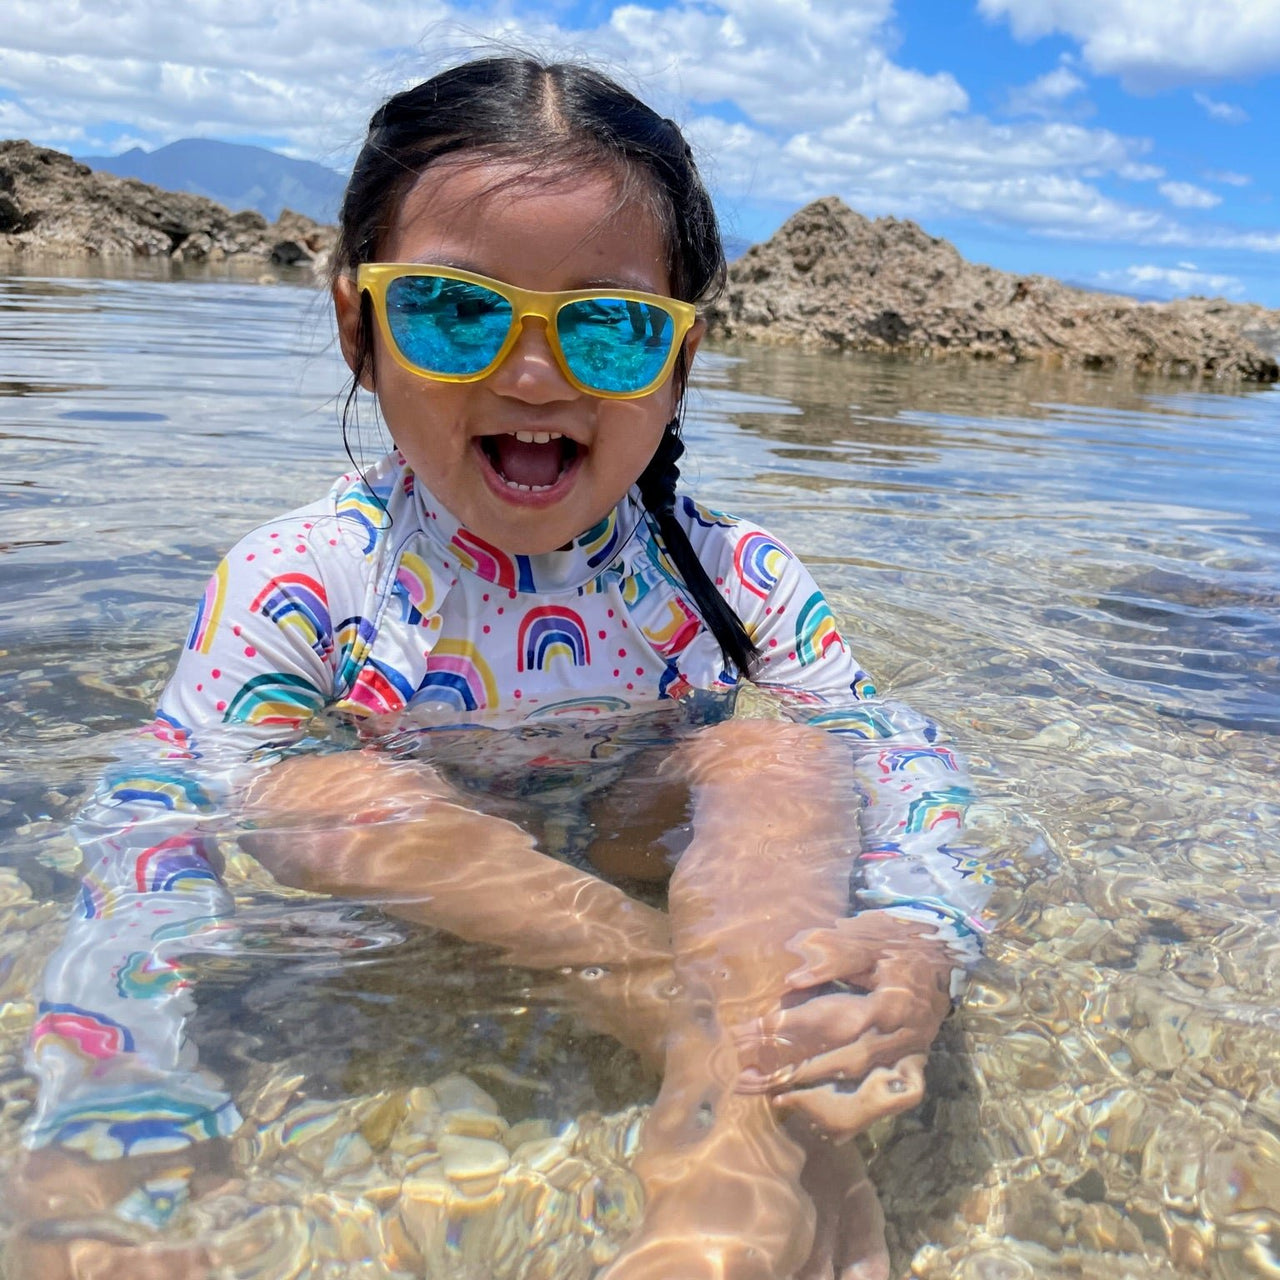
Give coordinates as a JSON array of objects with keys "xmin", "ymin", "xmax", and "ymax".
[
  {"xmin": 1204, "ymin": 169, "xmax": 1251, "ymax": 186},
  {"xmin": 978, "ymin": 0, "xmax": 1280, "ymax": 88},
  {"xmin": 1007, "ymin": 63, "xmax": 1087, "ymax": 115},
  {"xmin": 0, "ymin": 0, "xmax": 1269, "ymax": 260},
  {"xmin": 1192, "ymin": 92, "xmax": 1248, "ymax": 124},
  {"xmin": 1118, "ymin": 162, "xmax": 1165, "ymax": 181},
  {"xmin": 1097, "ymin": 262, "xmax": 1245, "ymax": 298},
  {"xmin": 1158, "ymin": 180, "xmax": 1222, "ymax": 209}
]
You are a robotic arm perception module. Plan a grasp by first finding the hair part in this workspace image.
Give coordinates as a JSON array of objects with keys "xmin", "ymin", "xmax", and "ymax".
[{"xmin": 335, "ymin": 55, "xmax": 758, "ymax": 676}]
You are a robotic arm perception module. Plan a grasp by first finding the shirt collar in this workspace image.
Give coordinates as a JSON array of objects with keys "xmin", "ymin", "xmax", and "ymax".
[{"xmin": 409, "ymin": 466, "xmax": 644, "ymax": 593}]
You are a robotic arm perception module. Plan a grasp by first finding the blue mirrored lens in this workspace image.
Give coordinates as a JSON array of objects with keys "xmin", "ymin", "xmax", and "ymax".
[
  {"xmin": 384, "ymin": 276, "xmax": 513, "ymax": 375},
  {"xmin": 557, "ymin": 298, "xmax": 676, "ymax": 393}
]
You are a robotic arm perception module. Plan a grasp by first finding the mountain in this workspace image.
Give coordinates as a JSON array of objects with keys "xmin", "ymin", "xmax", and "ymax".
[
  {"xmin": 705, "ymin": 196, "xmax": 1279, "ymax": 382},
  {"xmin": 1, "ymin": 140, "xmax": 334, "ymax": 270},
  {"xmin": 73, "ymin": 138, "xmax": 345, "ymax": 224}
]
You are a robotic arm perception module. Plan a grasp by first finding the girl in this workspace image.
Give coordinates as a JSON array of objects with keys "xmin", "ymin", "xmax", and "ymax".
[{"xmin": 18, "ymin": 57, "xmax": 988, "ymax": 1280}]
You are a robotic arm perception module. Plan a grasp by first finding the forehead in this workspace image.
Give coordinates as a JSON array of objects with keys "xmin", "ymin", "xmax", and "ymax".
[{"xmin": 382, "ymin": 158, "xmax": 672, "ymax": 293}]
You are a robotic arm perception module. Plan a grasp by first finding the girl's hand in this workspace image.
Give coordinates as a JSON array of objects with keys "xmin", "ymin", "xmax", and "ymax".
[
  {"xmin": 732, "ymin": 912, "xmax": 955, "ymax": 1140},
  {"xmin": 4, "ymin": 1143, "xmax": 230, "ymax": 1280}
]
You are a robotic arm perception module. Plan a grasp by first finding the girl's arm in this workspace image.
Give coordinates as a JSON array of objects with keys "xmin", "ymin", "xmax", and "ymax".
[
  {"xmin": 671, "ymin": 511, "xmax": 990, "ymax": 1134},
  {"xmin": 239, "ymin": 749, "xmax": 675, "ymax": 1065},
  {"xmin": 24, "ymin": 507, "xmax": 348, "ymax": 1176}
]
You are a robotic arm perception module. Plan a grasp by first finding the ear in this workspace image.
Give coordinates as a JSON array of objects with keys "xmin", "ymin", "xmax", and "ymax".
[
  {"xmin": 685, "ymin": 317, "xmax": 706, "ymax": 364},
  {"xmin": 672, "ymin": 317, "xmax": 706, "ymax": 405},
  {"xmin": 333, "ymin": 274, "xmax": 376, "ymax": 392}
]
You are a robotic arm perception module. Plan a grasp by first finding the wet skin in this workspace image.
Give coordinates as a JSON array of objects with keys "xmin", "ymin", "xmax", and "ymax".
[{"xmin": 333, "ymin": 159, "xmax": 704, "ymax": 557}]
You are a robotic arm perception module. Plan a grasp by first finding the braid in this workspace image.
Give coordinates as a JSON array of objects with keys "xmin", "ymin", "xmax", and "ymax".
[{"xmin": 637, "ymin": 422, "xmax": 760, "ymax": 677}]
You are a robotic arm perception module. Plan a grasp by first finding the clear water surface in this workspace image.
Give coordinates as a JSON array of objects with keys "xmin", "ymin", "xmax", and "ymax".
[{"xmin": 1, "ymin": 266, "xmax": 1278, "ymax": 1277}]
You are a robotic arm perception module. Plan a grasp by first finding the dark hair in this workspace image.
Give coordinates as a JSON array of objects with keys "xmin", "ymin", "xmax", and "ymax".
[{"xmin": 335, "ymin": 56, "xmax": 758, "ymax": 676}]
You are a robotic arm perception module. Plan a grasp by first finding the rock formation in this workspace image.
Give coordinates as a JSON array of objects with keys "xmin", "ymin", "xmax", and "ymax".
[
  {"xmin": 0, "ymin": 140, "xmax": 335, "ymax": 272},
  {"xmin": 707, "ymin": 197, "xmax": 1279, "ymax": 382}
]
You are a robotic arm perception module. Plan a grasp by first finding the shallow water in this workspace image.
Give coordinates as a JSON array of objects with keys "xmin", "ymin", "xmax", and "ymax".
[{"xmin": 1, "ymin": 268, "xmax": 1278, "ymax": 1277}]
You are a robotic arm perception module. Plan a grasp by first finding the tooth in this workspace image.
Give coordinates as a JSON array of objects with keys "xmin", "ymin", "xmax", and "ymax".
[{"xmin": 511, "ymin": 430, "xmax": 565, "ymax": 444}]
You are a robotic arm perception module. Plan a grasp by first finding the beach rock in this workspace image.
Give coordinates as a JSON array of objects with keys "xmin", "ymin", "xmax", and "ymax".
[
  {"xmin": 707, "ymin": 196, "xmax": 1279, "ymax": 382},
  {"xmin": 0, "ymin": 140, "xmax": 334, "ymax": 272}
]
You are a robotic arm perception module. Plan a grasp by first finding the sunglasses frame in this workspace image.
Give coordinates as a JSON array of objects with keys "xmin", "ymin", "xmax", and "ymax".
[{"xmin": 356, "ymin": 263, "xmax": 699, "ymax": 401}]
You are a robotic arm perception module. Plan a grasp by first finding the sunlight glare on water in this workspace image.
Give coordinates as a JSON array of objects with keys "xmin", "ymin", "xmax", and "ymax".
[{"xmin": 1, "ymin": 269, "xmax": 1278, "ymax": 1276}]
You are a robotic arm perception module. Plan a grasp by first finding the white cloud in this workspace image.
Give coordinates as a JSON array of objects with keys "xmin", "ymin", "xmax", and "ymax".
[
  {"xmin": 1097, "ymin": 262, "xmax": 1245, "ymax": 298},
  {"xmin": 1193, "ymin": 91, "xmax": 1249, "ymax": 124},
  {"xmin": 1118, "ymin": 162, "xmax": 1164, "ymax": 181},
  {"xmin": 0, "ymin": 0, "xmax": 1272, "ymax": 263},
  {"xmin": 978, "ymin": 0, "xmax": 1280, "ymax": 88},
  {"xmin": 1158, "ymin": 180, "xmax": 1222, "ymax": 209},
  {"xmin": 1204, "ymin": 169, "xmax": 1251, "ymax": 187},
  {"xmin": 1008, "ymin": 63, "xmax": 1087, "ymax": 115}
]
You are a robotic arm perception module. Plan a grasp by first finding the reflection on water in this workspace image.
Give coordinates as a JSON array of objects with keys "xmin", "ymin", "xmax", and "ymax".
[{"xmin": 2, "ymin": 272, "xmax": 1279, "ymax": 1276}]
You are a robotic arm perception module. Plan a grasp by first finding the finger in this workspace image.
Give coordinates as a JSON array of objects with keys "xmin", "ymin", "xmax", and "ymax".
[
  {"xmin": 783, "ymin": 926, "xmax": 881, "ymax": 989},
  {"xmin": 735, "ymin": 993, "xmax": 884, "ymax": 1089},
  {"xmin": 786, "ymin": 1023, "xmax": 933, "ymax": 1092},
  {"xmin": 773, "ymin": 1055, "xmax": 926, "ymax": 1140}
]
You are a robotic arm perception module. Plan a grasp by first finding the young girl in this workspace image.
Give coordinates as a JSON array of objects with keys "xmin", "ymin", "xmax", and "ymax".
[{"xmin": 18, "ymin": 57, "xmax": 988, "ymax": 1279}]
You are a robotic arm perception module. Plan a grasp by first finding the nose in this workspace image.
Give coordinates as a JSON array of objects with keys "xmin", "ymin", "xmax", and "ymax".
[{"xmin": 485, "ymin": 316, "xmax": 580, "ymax": 404}]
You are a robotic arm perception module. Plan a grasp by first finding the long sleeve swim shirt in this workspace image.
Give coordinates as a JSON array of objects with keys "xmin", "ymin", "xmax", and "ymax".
[{"xmin": 27, "ymin": 449, "xmax": 992, "ymax": 1164}]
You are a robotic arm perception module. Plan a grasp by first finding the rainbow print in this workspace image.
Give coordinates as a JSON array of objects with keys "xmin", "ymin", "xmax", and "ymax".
[
  {"xmin": 681, "ymin": 496, "xmax": 737, "ymax": 529},
  {"xmin": 621, "ymin": 568, "xmax": 655, "ymax": 608},
  {"xmin": 335, "ymin": 615, "xmax": 376, "ymax": 689},
  {"xmin": 734, "ymin": 531, "xmax": 793, "ymax": 599},
  {"xmin": 185, "ymin": 560, "xmax": 227, "ymax": 653},
  {"xmin": 78, "ymin": 873, "xmax": 113, "ymax": 920},
  {"xmin": 133, "ymin": 836, "xmax": 219, "ymax": 894},
  {"xmin": 417, "ymin": 639, "xmax": 499, "ymax": 712},
  {"xmin": 851, "ymin": 669, "xmax": 878, "ymax": 699},
  {"xmin": 250, "ymin": 573, "xmax": 332, "ymax": 657},
  {"xmin": 517, "ymin": 606, "xmax": 591, "ymax": 672},
  {"xmin": 450, "ymin": 528, "xmax": 535, "ymax": 592},
  {"xmin": 659, "ymin": 664, "xmax": 694, "ymax": 701},
  {"xmin": 107, "ymin": 770, "xmax": 209, "ymax": 812},
  {"xmin": 145, "ymin": 711, "xmax": 194, "ymax": 757},
  {"xmin": 339, "ymin": 657, "xmax": 417, "ymax": 716},
  {"xmin": 577, "ymin": 512, "xmax": 622, "ymax": 569},
  {"xmin": 336, "ymin": 478, "xmax": 390, "ymax": 554},
  {"xmin": 391, "ymin": 551, "xmax": 437, "ymax": 625},
  {"xmin": 38, "ymin": 1092, "xmax": 240, "ymax": 1159},
  {"xmin": 941, "ymin": 843, "xmax": 1009, "ymax": 884},
  {"xmin": 640, "ymin": 597, "xmax": 700, "ymax": 656},
  {"xmin": 527, "ymin": 695, "xmax": 631, "ymax": 719},
  {"xmin": 904, "ymin": 785, "xmax": 972, "ymax": 833},
  {"xmin": 32, "ymin": 1003, "xmax": 135, "ymax": 1061},
  {"xmin": 804, "ymin": 707, "xmax": 902, "ymax": 739},
  {"xmin": 875, "ymin": 745, "xmax": 960, "ymax": 778},
  {"xmin": 150, "ymin": 914, "xmax": 232, "ymax": 945},
  {"xmin": 224, "ymin": 671, "xmax": 326, "ymax": 726},
  {"xmin": 795, "ymin": 592, "xmax": 844, "ymax": 666},
  {"xmin": 115, "ymin": 952, "xmax": 189, "ymax": 999}
]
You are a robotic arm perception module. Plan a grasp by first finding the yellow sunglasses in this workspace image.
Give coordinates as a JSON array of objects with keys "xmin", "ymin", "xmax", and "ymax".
[{"xmin": 356, "ymin": 264, "xmax": 697, "ymax": 400}]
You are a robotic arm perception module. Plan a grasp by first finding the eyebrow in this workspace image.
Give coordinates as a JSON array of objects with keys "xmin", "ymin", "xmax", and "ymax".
[{"xmin": 399, "ymin": 256, "xmax": 666, "ymax": 295}]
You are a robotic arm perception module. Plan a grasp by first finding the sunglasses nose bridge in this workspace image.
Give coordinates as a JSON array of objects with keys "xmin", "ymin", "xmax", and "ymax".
[{"xmin": 490, "ymin": 303, "xmax": 579, "ymax": 394}]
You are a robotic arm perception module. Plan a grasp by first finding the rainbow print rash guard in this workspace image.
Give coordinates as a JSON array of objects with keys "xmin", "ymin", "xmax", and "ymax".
[{"xmin": 26, "ymin": 449, "xmax": 994, "ymax": 1165}]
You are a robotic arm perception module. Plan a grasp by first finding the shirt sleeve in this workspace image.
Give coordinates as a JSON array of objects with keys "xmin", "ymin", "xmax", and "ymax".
[
  {"xmin": 701, "ymin": 514, "xmax": 994, "ymax": 960},
  {"xmin": 25, "ymin": 509, "xmax": 352, "ymax": 1162}
]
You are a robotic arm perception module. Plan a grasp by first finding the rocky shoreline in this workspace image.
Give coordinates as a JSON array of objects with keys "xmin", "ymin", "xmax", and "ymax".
[
  {"xmin": 0, "ymin": 140, "xmax": 334, "ymax": 272},
  {"xmin": 3, "ymin": 142, "xmax": 1278, "ymax": 380},
  {"xmin": 706, "ymin": 197, "xmax": 1280, "ymax": 382}
]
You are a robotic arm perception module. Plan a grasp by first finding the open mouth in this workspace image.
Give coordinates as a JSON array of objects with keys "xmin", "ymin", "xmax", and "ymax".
[{"xmin": 478, "ymin": 430, "xmax": 581, "ymax": 493}]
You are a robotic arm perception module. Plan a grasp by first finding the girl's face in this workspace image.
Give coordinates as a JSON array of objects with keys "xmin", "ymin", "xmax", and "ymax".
[{"xmin": 335, "ymin": 159, "xmax": 703, "ymax": 555}]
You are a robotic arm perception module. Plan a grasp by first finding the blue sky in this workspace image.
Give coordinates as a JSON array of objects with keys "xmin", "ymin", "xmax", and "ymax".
[{"xmin": 2, "ymin": 0, "xmax": 1279, "ymax": 304}]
